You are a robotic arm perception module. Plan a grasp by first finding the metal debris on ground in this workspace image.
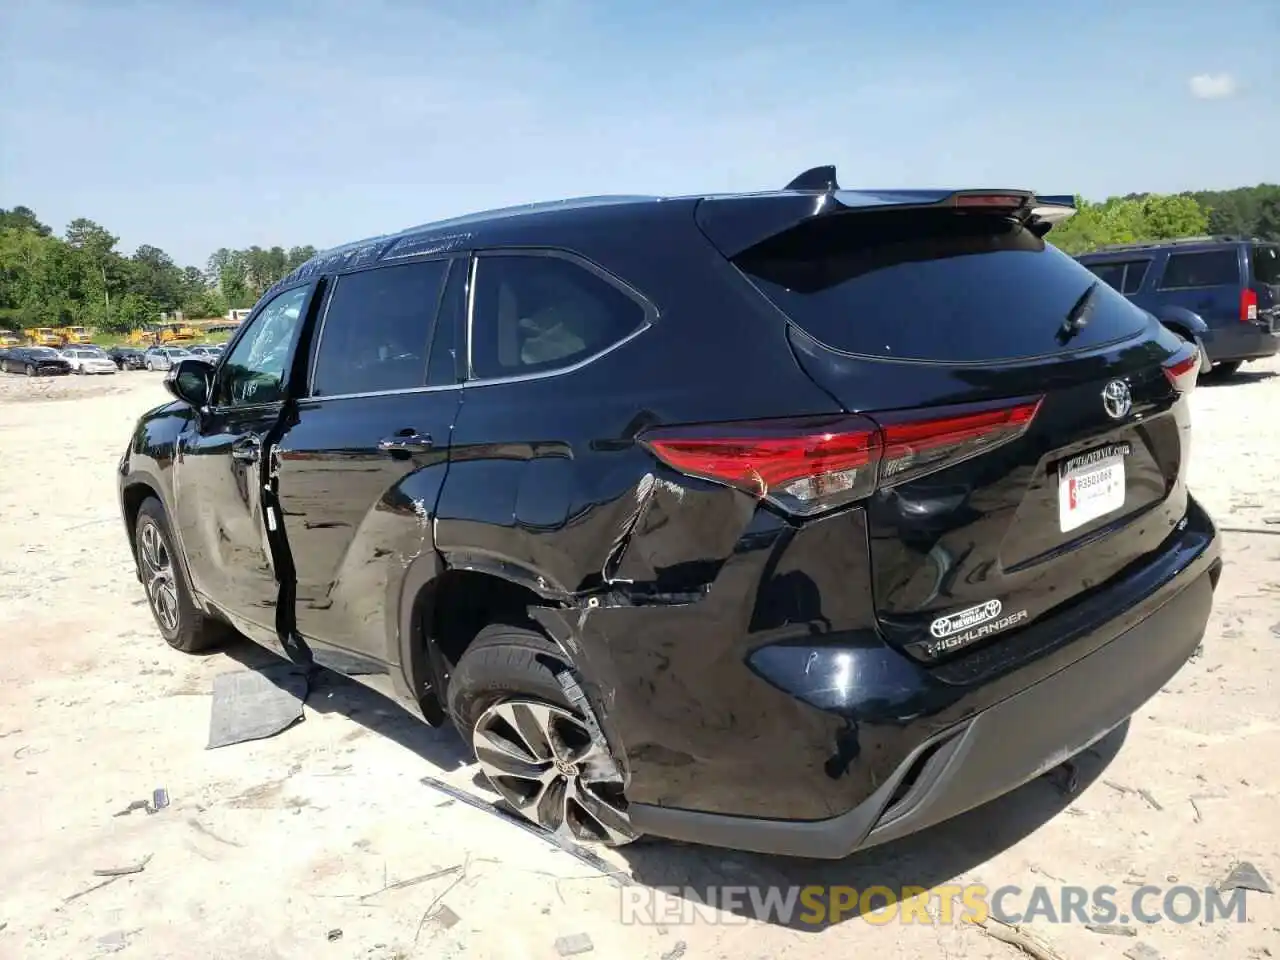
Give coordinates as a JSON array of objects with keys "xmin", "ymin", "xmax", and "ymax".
[
  {"xmin": 114, "ymin": 788, "xmax": 170, "ymax": 817},
  {"xmin": 660, "ymin": 941, "xmax": 687, "ymax": 960},
  {"xmin": 1124, "ymin": 944, "xmax": 1163, "ymax": 960},
  {"xmin": 359, "ymin": 865, "xmax": 462, "ymax": 902},
  {"xmin": 1137, "ymin": 788, "xmax": 1163, "ymax": 811},
  {"xmin": 554, "ymin": 933, "xmax": 595, "ymax": 956},
  {"xmin": 206, "ymin": 666, "xmax": 310, "ymax": 750},
  {"xmin": 94, "ymin": 854, "xmax": 153, "ymax": 877},
  {"xmin": 327, "ymin": 929, "xmax": 343, "ymax": 942},
  {"xmin": 1218, "ymin": 861, "xmax": 1274, "ymax": 894},
  {"xmin": 419, "ymin": 774, "xmax": 632, "ymax": 887},
  {"xmin": 1086, "ymin": 923, "xmax": 1137, "ymax": 936}
]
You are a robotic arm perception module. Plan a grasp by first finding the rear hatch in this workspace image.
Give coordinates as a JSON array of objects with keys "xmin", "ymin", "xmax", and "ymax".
[
  {"xmin": 1251, "ymin": 243, "xmax": 1280, "ymax": 332},
  {"xmin": 697, "ymin": 192, "xmax": 1197, "ymax": 663}
]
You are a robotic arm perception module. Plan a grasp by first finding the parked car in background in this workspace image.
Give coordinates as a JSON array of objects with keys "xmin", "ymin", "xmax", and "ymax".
[
  {"xmin": 119, "ymin": 171, "xmax": 1220, "ymax": 857},
  {"xmin": 60, "ymin": 347, "xmax": 118, "ymax": 375},
  {"xmin": 188, "ymin": 344, "xmax": 224, "ymax": 361},
  {"xmin": 143, "ymin": 345, "xmax": 193, "ymax": 371},
  {"xmin": 109, "ymin": 345, "xmax": 148, "ymax": 370},
  {"xmin": 1076, "ymin": 237, "xmax": 1279, "ymax": 378},
  {"xmin": 2, "ymin": 346, "xmax": 72, "ymax": 376}
]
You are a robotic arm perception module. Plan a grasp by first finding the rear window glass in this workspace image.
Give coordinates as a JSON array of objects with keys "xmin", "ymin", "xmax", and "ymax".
[
  {"xmin": 1252, "ymin": 245, "xmax": 1280, "ymax": 286},
  {"xmin": 1158, "ymin": 250, "xmax": 1240, "ymax": 289},
  {"xmin": 1086, "ymin": 262, "xmax": 1124, "ymax": 289},
  {"xmin": 733, "ymin": 213, "xmax": 1149, "ymax": 363}
]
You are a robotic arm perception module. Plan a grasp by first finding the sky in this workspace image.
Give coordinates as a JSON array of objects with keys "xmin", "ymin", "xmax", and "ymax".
[{"xmin": 2, "ymin": 0, "xmax": 1277, "ymax": 269}]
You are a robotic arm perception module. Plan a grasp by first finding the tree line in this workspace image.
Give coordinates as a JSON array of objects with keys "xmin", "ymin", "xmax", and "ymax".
[
  {"xmin": 2, "ymin": 185, "xmax": 1277, "ymax": 334},
  {"xmin": 0, "ymin": 206, "xmax": 315, "ymax": 333}
]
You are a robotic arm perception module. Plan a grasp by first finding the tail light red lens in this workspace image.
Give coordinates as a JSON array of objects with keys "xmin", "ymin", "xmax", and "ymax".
[
  {"xmin": 1163, "ymin": 348, "xmax": 1200, "ymax": 394},
  {"xmin": 1241, "ymin": 288, "xmax": 1258, "ymax": 323},
  {"xmin": 641, "ymin": 398, "xmax": 1042, "ymax": 517}
]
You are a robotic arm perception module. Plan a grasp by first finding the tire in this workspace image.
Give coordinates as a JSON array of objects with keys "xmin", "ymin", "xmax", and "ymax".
[
  {"xmin": 1211, "ymin": 360, "xmax": 1242, "ymax": 379},
  {"xmin": 25, "ymin": 363, "xmax": 35, "ymax": 377},
  {"xmin": 448, "ymin": 623, "xmax": 636, "ymax": 846},
  {"xmin": 133, "ymin": 497, "xmax": 230, "ymax": 653}
]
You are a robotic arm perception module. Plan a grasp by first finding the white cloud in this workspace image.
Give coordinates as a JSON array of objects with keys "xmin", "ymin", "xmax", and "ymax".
[{"xmin": 1188, "ymin": 73, "xmax": 1238, "ymax": 100}]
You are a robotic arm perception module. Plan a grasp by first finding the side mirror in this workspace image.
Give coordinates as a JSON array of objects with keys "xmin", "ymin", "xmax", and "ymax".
[{"xmin": 164, "ymin": 358, "xmax": 214, "ymax": 407}]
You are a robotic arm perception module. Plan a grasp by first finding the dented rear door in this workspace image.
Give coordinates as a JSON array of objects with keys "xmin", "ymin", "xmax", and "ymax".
[{"xmin": 271, "ymin": 257, "xmax": 465, "ymax": 670}]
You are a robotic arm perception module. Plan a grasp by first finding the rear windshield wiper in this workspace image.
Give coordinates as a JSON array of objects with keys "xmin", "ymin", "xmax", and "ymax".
[{"xmin": 1057, "ymin": 280, "xmax": 1100, "ymax": 345}]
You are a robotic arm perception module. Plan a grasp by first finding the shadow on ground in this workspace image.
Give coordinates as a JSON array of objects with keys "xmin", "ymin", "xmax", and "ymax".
[{"xmin": 215, "ymin": 635, "xmax": 1129, "ymax": 932}]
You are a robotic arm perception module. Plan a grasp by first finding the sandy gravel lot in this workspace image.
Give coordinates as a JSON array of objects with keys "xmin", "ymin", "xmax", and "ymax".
[{"xmin": 0, "ymin": 362, "xmax": 1277, "ymax": 960}]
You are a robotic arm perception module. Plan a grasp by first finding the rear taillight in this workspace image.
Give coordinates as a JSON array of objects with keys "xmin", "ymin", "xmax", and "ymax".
[
  {"xmin": 1241, "ymin": 288, "xmax": 1258, "ymax": 323},
  {"xmin": 1163, "ymin": 348, "xmax": 1200, "ymax": 394},
  {"xmin": 641, "ymin": 398, "xmax": 1042, "ymax": 517}
]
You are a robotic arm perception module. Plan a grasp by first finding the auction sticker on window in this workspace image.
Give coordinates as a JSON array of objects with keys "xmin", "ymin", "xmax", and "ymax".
[{"xmin": 1058, "ymin": 446, "xmax": 1127, "ymax": 533}]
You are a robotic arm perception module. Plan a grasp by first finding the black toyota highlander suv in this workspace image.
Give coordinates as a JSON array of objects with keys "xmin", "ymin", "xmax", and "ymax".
[{"xmin": 118, "ymin": 167, "xmax": 1221, "ymax": 858}]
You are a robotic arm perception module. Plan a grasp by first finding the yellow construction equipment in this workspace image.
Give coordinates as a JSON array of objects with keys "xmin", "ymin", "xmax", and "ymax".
[
  {"xmin": 23, "ymin": 327, "xmax": 61, "ymax": 347},
  {"xmin": 55, "ymin": 325, "xmax": 92, "ymax": 346},
  {"xmin": 0, "ymin": 331, "xmax": 20, "ymax": 349}
]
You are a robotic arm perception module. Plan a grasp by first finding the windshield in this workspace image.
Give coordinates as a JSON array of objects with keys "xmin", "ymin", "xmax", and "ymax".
[{"xmin": 29, "ymin": 348, "xmax": 57, "ymax": 358}]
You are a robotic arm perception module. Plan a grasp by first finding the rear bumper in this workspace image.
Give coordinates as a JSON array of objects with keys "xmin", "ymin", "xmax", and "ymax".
[
  {"xmin": 1203, "ymin": 323, "xmax": 1278, "ymax": 362},
  {"xmin": 630, "ymin": 507, "xmax": 1221, "ymax": 859}
]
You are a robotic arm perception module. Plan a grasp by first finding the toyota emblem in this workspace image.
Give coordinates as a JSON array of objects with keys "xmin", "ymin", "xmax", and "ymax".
[{"xmin": 1101, "ymin": 379, "xmax": 1132, "ymax": 420}]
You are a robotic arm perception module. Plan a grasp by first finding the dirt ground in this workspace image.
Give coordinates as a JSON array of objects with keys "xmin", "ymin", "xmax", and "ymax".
[{"xmin": 1, "ymin": 361, "xmax": 1277, "ymax": 960}]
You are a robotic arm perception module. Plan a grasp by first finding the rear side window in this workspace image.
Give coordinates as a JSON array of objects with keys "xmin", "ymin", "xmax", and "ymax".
[
  {"xmin": 469, "ymin": 254, "xmax": 647, "ymax": 379},
  {"xmin": 1121, "ymin": 260, "xmax": 1150, "ymax": 294},
  {"xmin": 1158, "ymin": 250, "xmax": 1240, "ymax": 289},
  {"xmin": 311, "ymin": 259, "xmax": 448, "ymax": 397},
  {"xmin": 733, "ymin": 213, "xmax": 1149, "ymax": 363},
  {"xmin": 1086, "ymin": 262, "xmax": 1124, "ymax": 290},
  {"xmin": 1252, "ymin": 244, "xmax": 1280, "ymax": 286}
]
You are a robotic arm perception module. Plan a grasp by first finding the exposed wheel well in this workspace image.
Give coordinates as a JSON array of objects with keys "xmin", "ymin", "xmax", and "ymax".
[
  {"xmin": 121, "ymin": 481, "xmax": 159, "ymax": 556},
  {"xmin": 417, "ymin": 569, "xmax": 548, "ymax": 671},
  {"xmin": 1162, "ymin": 321, "xmax": 1193, "ymax": 342}
]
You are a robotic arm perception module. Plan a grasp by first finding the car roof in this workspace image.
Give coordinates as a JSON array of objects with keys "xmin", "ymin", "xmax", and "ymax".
[{"xmin": 261, "ymin": 167, "xmax": 1071, "ymax": 300}]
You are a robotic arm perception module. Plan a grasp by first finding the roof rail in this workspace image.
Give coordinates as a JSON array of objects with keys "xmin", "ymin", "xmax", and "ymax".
[
  {"xmin": 785, "ymin": 165, "xmax": 839, "ymax": 192},
  {"xmin": 1086, "ymin": 235, "xmax": 1253, "ymax": 254}
]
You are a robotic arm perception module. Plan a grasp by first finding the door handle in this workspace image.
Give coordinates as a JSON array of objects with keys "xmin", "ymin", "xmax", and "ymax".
[
  {"xmin": 378, "ymin": 432, "xmax": 434, "ymax": 455},
  {"xmin": 231, "ymin": 438, "xmax": 261, "ymax": 463}
]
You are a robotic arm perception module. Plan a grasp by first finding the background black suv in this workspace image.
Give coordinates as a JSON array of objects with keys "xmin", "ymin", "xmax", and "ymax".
[
  {"xmin": 119, "ymin": 170, "xmax": 1220, "ymax": 858},
  {"xmin": 1077, "ymin": 236, "xmax": 1280, "ymax": 378}
]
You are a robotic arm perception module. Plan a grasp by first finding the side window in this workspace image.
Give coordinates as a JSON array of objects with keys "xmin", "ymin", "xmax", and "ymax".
[
  {"xmin": 215, "ymin": 285, "xmax": 309, "ymax": 407},
  {"xmin": 1158, "ymin": 250, "xmax": 1240, "ymax": 290},
  {"xmin": 469, "ymin": 254, "xmax": 647, "ymax": 379},
  {"xmin": 426, "ymin": 259, "xmax": 465, "ymax": 387},
  {"xmin": 1121, "ymin": 260, "xmax": 1150, "ymax": 295},
  {"xmin": 1086, "ymin": 262, "xmax": 1125, "ymax": 291},
  {"xmin": 311, "ymin": 260, "xmax": 448, "ymax": 397}
]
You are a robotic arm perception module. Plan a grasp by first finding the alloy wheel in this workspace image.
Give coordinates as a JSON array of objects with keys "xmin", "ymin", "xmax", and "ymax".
[
  {"xmin": 472, "ymin": 699, "xmax": 634, "ymax": 846},
  {"xmin": 138, "ymin": 520, "xmax": 180, "ymax": 633}
]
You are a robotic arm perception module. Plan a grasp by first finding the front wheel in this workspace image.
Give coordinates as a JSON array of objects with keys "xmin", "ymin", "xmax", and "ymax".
[
  {"xmin": 24, "ymin": 363, "xmax": 35, "ymax": 377},
  {"xmin": 134, "ymin": 497, "xmax": 231, "ymax": 653},
  {"xmin": 448, "ymin": 624, "xmax": 637, "ymax": 847}
]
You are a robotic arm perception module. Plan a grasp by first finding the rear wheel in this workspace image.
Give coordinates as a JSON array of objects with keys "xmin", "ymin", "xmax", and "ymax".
[
  {"xmin": 134, "ymin": 497, "xmax": 231, "ymax": 653},
  {"xmin": 1211, "ymin": 360, "xmax": 1242, "ymax": 379},
  {"xmin": 24, "ymin": 363, "xmax": 35, "ymax": 377},
  {"xmin": 448, "ymin": 624, "xmax": 636, "ymax": 847}
]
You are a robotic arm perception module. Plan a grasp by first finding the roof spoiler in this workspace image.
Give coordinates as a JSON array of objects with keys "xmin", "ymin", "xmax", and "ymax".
[{"xmin": 695, "ymin": 169, "xmax": 1078, "ymax": 256}]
